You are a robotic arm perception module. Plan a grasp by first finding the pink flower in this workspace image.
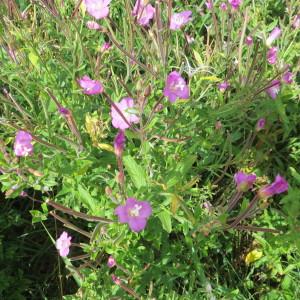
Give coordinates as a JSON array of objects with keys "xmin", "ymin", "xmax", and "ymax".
[
  {"xmin": 266, "ymin": 80, "xmax": 280, "ymax": 99},
  {"xmin": 267, "ymin": 47, "xmax": 278, "ymax": 65},
  {"xmin": 256, "ymin": 118, "xmax": 266, "ymax": 131},
  {"xmin": 258, "ymin": 175, "xmax": 288, "ymax": 199},
  {"xmin": 84, "ymin": 0, "xmax": 111, "ymax": 19},
  {"xmin": 228, "ymin": 0, "xmax": 242, "ymax": 10},
  {"xmin": 220, "ymin": 2, "xmax": 227, "ymax": 11},
  {"xmin": 111, "ymin": 274, "xmax": 121, "ymax": 285},
  {"xmin": 245, "ymin": 36, "xmax": 253, "ymax": 45},
  {"xmin": 115, "ymin": 198, "xmax": 152, "ymax": 232},
  {"xmin": 266, "ymin": 27, "xmax": 281, "ymax": 47},
  {"xmin": 292, "ymin": 15, "xmax": 300, "ymax": 29},
  {"xmin": 14, "ymin": 130, "xmax": 34, "ymax": 157},
  {"xmin": 111, "ymin": 98, "xmax": 140, "ymax": 130},
  {"xmin": 163, "ymin": 71, "xmax": 189, "ymax": 103},
  {"xmin": 132, "ymin": 0, "xmax": 155, "ymax": 26},
  {"xmin": 101, "ymin": 42, "xmax": 111, "ymax": 52},
  {"xmin": 58, "ymin": 107, "xmax": 71, "ymax": 116},
  {"xmin": 205, "ymin": 1, "xmax": 213, "ymax": 10},
  {"xmin": 78, "ymin": 75, "xmax": 104, "ymax": 95},
  {"xmin": 20, "ymin": 191, "xmax": 28, "ymax": 197},
  {"xmin": 114, "ymin": 130, "xmax": 126, "ymax": 157},
  {"xmin": 170, "ymin": 11, "xmax": 192, "ymax": 30},
  {"xmin": 218, "ymin": 81, "xmax": 230, "ymax": 92},
  {"xmin": 107, "ymin": 256, "xmax": 116, "ymax": 268},
  {"xmin": 86, "ymin": 20, "xmax": 100, "ymax": 30},
  {"xmin": 56, "ymin": 231, "xmax": 72, "ymax": 257},
  {"xmin": 234, "ymin": 171, "xmax": 256, "ymax": 192},
  {"xmin": 282, "ymin": 71, "xmax": 293, "ymax": 84}
]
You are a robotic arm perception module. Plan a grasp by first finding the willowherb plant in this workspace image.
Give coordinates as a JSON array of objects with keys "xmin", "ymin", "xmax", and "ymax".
[{"xmin": 0, "ymin": 0, "xmax": 299, "ymax": 298}]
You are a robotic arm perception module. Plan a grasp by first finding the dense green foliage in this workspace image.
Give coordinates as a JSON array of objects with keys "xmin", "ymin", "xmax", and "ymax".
[{"xmin": 0, "ymin": 0, "xmax": 300, "ymax": 299}]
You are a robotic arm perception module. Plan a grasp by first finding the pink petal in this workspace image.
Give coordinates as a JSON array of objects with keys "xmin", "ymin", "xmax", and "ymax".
[{"xmin": 128, "ymin": 218, "xmax": 147, "ymax": 232}]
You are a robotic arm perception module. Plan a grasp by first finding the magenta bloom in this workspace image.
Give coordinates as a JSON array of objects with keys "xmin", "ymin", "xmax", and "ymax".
[
  {"xmin": 56, "ymin": 231, "xmax": 72, "ymax": 257},
  {"xmin": 205, "ymin": 1, "xmax": 213, "ymax": 10},
  {"xmin": 256, "ymin": 118, "xmax": 266, "ymax": 131},
  {"xmin": 86, "ymin": 20, "xmax": 100, "ymax": 30},
  {"xmin": 266, "ymin": 27, "xmax": 281, "ymax": 47},
  {"xmin": 267, "ymin": 47, "xmax": 278, "ymax": 65},
  {"xmin": 101, "ymin": 42, "xmax": 111, "ymax": 52},
  {"xmin": 111, "ymin": 274, "xmax": 121, "ymax": 285},
  {"xmin": 107, "ymin": 256, "xmax": 116, "ymax": 268},
  {"xmin": 259, "ymin": 175, "xmax": 288, "ymax": 199},
  {"xmin": 220, "ymin": 2, "xmax": 227, "ymax": 11},
  {"xmin": 58, "ymin": 107, "xmax": 71, "ymax": 116},
  {"xmin": 78, "ymin": 75, "xmax": 104, "ymax": 95},
  {"xmin": 115, "ymin": 198, "xmax": 152, "ymax": 232},
  {"xmin": 163, "ymin": 71, "xmax": 189, "ymax": 102},
  {"xmin": 111, "ymin": 98, "xmax": 140, "ymax": 130},
  {"xmin": 14, "ymin": 130, "xmax": 34, "ymax": 157},
  {"xmin": 234, "ymin": 171, "xmax": 256, "ymax": 192},
  {"xmin": 282, "ymin": 71, "xmax": 293, "ymax": 84},
  {"xmin": 170, "ymin": 11, "xmax": 192, "ymax": 30},
  {"xmin": 292, "ymin": 15, "xmax": 300, "ymax": 29},
  {"xmin": 228, "ymin": 0, "xmax": 242, "ymax": 10},
  {"xmin": 218, "ymin": 81, "xmax": 230, "ymax": 92},
  {"xmin": 163, "ymin": 71, "xmax": 189, "ymax": 103},
  {"xmin": 114, "ymin": 130, "xmax": 126, "ymax": 157},
  {"xmin": 132, "ymin": 0, "xmax": 155, "ymax": 26},
  {"xmin": 84, "ymin": 0, "xmax": 111, "ymax": 19},
  {"xmin": 245, "ymin": 36, "xmax": 253, "ymax": 46},
  {"xmin": 266, "ymin": 80, "xmax": 280, "ymax": 99}
]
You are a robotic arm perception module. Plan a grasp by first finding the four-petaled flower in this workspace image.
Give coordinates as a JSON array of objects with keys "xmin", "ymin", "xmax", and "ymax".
[
  {"xmin": 266, "ymin": 27, "xmax": 281, "ymax": 47},
  {"xmin": 107, "ymin": 256, "xmax": 116, "ymax": 268},
  {"xmin": 132, "ymin": 0, "xmax": 155, "ymax": 26},
  {"xmin": 292, "ymin": 15, "xmax": 300, "ymax": 29},
  {"xmin": 266, "ymin": 80, "xmax": 280, "ymax": 99},
  {"xmin": 101, "ymin": 42, "xmax": 111, "ymax": 52},
  {"xmin": 114, "ymin": 130, "xmax": 126, "ymax": 157},
  {"xmin": 111, "ymin": 274, "xmax": 121, "ymax": 285},
  {"xmin": 258, "ymin": 175, "xmax": 288, "ymax": 199},
  {"xmin": 14, "ymin": 130, "xmax": 34, "ymax": 157},
  {"xmin": 234, "ymin": 171, "xmax": 256, "ymax": 192},
  {"xmin": 78, "ymin": 75, "xmax": 104, "ymax": 95},
  {"xmin": 170, "ymin": 11, "xmax": 192, "ymax": 30},
  {"xmin": 56, "ymin": 231, "xmax": 72, "ymax": 257},
  {"xmin": 228, "ymin": 0, "xmax": 242, "ymax": 10},
  {"xmin": 115, "ymin": 198, "xmax": 152, "ymax": 232},
  {"xmin": 111, "ymin": 98, "xmax": 140, "ymax": 130},
  {"xmin": 256, "ymin": 118, "xmax": 266, "ymax": 132},
  {"xmin": 163, "ymin": 71, "xmax": 189, "ymax": 103},
  {"xmin": 282, "ymin": 71, "xmax": 293, "ymax": 84},
  {"xmin": 245, "ymin": 36, "xmax": 253, "ymax": 46},
  {"xmin": 220, "ymin": 2, "xmax": 227, "ymax": 11},
  {"xmin": 84, "ymin": 0, "xmax": 111, "ymax": 19},
  {"xmin": 205, "ymin": 1, "xmax": 213, "ymax": 10},
  {"xmin": 58, "ymin": 106, "xmax": 71, "ymax": 117},
  {"xmin": 267, "ymin": 47, "xmax": 278, "ymax": 64},
  {"xmin": 86, "ymin": 20, "xmax": 101, "ymax": 30},
  {"xmin": 218, "ymin": 81, "xmax": 230, "ymax": 92}
]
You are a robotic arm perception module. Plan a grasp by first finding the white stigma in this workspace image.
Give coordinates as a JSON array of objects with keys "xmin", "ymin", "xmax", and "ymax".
[{"xmin": 130, "ymin": 204, "xmax": 142, "ymax": 217}]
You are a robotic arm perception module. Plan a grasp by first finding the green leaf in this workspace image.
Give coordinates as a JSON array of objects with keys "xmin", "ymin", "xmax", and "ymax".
[
  {"xmin": 158, "ymin": 211, "xmax": 172, "ymax": 233},
  {"xmin": 77, "ymin": 185, "xmax": 97, "ymax": 213},
  {"xmin": 176, "ymin": 155, "xmax": 197, "ymax": 176},
  {"xmin": 30, "ymin": 210, "xmax": 47, "ymax": 223},
  {"xmin": 28, "ymin": 51, "xmax": 40, "ymax": 69},
  {"xmin": 123, "ymin": 155, "xmax": 147, "ymax": 189}
]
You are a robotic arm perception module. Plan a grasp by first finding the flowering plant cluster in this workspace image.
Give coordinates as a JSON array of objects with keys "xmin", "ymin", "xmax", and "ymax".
[{"xmin": 0, "ymin": 0, "xmax": 299, "ymax": 298}]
